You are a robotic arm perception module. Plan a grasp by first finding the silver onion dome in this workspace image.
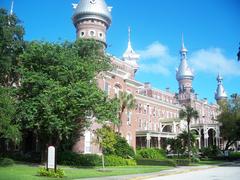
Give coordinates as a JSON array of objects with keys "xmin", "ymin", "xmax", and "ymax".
[
  {"xmin": 176, "ymin": 39, "xmax": 194, "ymax": 81},
  {"xmin": 215, "ymin": 74, "xmax": 227, "ymax": 101},
  {"xmin": 72, "ymin": 0, "xmax": 112, "ymax": 28}
]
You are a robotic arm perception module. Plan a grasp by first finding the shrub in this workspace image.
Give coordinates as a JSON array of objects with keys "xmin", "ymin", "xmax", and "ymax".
[
  {"xmin": 6, "ymin": 152, "xmax": 41, "ymax": 163},
  {"xmin": 229, "ymin": 152, "xmax": 240, "ymax": 160},
  {"xmin": 191, "ymin": 157, "xmax": 200, "ymax": 163},
  {"xmin": 58, "ymin": 151, "xmax": 101, "ymax": 167},
  {"xmin": 136, "ymin": 148, "xmax": 166, "ymax": 160},
  {"xmin": 136, "ymin": 159, "xmax": 176, "ymax": 167},
  {"xmin": 175, "ymin": 159, "xmax": 191, "ymax": 166},
  {"xmin": 105, "ymin": 134, "xmax": 135, "ymax": 159},
  {"xmin": 201, "ymin": 146, "xmax": 221, "ymax": 158},
  {"xmin": 38, "ymin": 167, "xmax": 64, "ymax": 178},
  {"xmin": 105, "ymin": 155, "xmax": 136, "ymax": 166},
  {"xmin": 0, "ymin": 158, "xmax": 14, "ymax": 166}
]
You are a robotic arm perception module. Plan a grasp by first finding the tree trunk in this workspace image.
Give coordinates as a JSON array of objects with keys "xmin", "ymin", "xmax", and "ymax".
[
  {"xmin": 187, "ymin": 120, "xmax": 191, "ymax": 160},
  {"xmin": 102, "ymin": 153, "xmax": 105, "ymax": 169}
]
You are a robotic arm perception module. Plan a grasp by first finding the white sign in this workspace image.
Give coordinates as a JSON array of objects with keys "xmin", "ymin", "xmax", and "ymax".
[{"xmin": 47, "ymin": 146, "xmax": 55, "ymax": 169}]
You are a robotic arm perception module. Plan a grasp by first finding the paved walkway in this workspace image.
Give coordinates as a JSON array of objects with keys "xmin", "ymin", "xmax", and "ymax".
[{"xmin": 76, "ymin": 164, "xmax": 218, "ymax": 180}]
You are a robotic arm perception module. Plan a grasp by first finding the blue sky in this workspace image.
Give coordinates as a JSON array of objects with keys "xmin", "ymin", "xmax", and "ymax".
[{"xmin": 1, "ymin": 0, "xmax": 240, "ymax": 103}]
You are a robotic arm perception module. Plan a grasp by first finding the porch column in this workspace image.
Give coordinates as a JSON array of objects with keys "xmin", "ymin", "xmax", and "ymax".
[
  {"xmin": 157, "ymin": 136, "xmax": 161, "ymax": 149},
  {"xmin": 198, "ymin": 137, "xmax": 201, "ymax": 149},
  {"xmin": 173, "ymin": 121, "xmax": 176, "ymax": 133},
  {"xmin": 146, "ymin": 133, "xmax": 151, "ymax": 148}
]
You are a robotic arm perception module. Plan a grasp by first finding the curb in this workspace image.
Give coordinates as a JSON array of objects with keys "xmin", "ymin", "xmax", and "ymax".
[{"xmin": 129, "ymin": 165, "xmax": 217, "ymax": 180}]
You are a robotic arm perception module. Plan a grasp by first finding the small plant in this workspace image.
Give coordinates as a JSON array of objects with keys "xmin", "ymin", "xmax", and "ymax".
[
  {"xmin": 0, "ymin": 158, "xmax": 14, "ymax": 166},
  {"xmin": 38, "ymin": 167, "xmax": 64, "ymax": 178}
]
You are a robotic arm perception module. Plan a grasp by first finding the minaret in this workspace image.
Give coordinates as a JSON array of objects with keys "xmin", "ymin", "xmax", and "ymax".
[
  {"xmin": 72, "ymin": 0, "xmax": 112, "ymax": 47},
  {"xmin": 10, "ymin": 1, "xmax": 14, "ymax": 15},
  {"xmin": 215, "ymin": 74, "xmax": 227, "ymax": 103},
  {"xmin": 176, "ymin": 35, "xmax": 194, "ymax": 104},
  {"xmin": 122, "ymin": 27, "xmax": 140, "ymax": 73}
]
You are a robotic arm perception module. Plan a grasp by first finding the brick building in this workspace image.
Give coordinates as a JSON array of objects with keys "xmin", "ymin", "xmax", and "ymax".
[{"xmin": 71, "ymin": 0, "xmax": 228, "ymax": 154}]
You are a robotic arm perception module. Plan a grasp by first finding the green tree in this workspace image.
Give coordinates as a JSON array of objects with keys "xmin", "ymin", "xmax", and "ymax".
[
  {"xmin": 17, "ymin": 40, "xmax": 119, "ymax": 160},
  {"xmin": 0, "ymin": 8, "xmax": 23, "ymax": 148},
  {"xmin": 105, "ymin": 133, "xmax": 135, "ymax": 158},
  {"xmin": 95, "ymin": 125, "xmax": 116, "ymax": 169},
  {"xmin": 218, "ymin": 94, "xmax": 240, "ymax": 150},
  {"xmin": 168, "ymin": 131, "xmax": 197, "ymax": 157},
  {"xmin": 0, "ymin": 8, "xmax": 25, "ymax": 87},
  {"xmin": 118, "ymin": 92, "xmax": 136, "ymax": 132},
  {"xmin": 179, "ymin": 106, "xmax": 199, "ymax": 158},
  {"xmin": 0, "ymin": 87, "xmax": 21, "ymax": 144}
]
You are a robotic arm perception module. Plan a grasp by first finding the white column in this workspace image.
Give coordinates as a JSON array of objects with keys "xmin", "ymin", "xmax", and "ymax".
[
  {"xmin": 157, "ymin": 136, "xmax": 161, "ymax": 149},
  {"xmin": 146, "ymin": 133, "xmax": 151, "ymax": 148}
]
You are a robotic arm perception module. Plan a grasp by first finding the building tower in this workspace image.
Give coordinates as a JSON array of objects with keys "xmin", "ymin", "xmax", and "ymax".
[
  {"xmin": 215, "ymin": 74, "xmax": 227, "ymax": 103},
  {"xmin": 72, "ymin": 0, "xmax": 112, "ymax": 47},
  {"xmin": 122, "ymin": 27, "xmax": 140, "ymax": 73},
  {"xmin": 176, "ymin": 35, "xmax": 195, "ymax": 104}
]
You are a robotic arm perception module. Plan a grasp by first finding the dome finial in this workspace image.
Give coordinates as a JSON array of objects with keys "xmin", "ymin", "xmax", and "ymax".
[
  {"xmin": 182, "ymin": 33, "xmax": 185, "ymax": 49},
  {"xmin": 215, "ymin": 74, "xmax": 227, "ymax": 101},
  {"xmin": 128, "ymin": 26, "xmax": 131, "ymax": 46},
  {"xmin": 10, "ymin": 0, "xmax": 14, "ymax": 15}
]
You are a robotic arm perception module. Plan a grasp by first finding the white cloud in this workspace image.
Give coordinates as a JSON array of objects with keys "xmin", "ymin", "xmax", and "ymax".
[
  {"xmin": 137, "ymin": 42, "xmax": 176, "ymax": 75},
  {"xmin": 189, "ymin": 48, "xmax": 240, "ymax": 76}
]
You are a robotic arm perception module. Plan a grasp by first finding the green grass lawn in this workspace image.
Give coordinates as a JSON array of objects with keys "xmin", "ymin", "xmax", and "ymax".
[{"xmin": 0, "ymin": 163, "xmax": 172, "ymax": 180}]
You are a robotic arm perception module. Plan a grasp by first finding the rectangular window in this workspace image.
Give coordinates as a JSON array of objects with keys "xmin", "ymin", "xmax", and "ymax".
[{"xmin": 104, "ymin": 82, "xmax": 109, "ymax": 95}]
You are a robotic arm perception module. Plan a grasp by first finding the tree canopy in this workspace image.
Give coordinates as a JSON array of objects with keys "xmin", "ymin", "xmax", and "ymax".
[
  {"xmin": 0, "ymin": 8, "xmax": 23, "ymax": 146},
  {"xmin": 218, "ymin": 94, "xmax": 240, "ymax": 150},
  {"xmin": 179, "ymin": 106, "xmax": 199, "ymax": 158},
  {"xmin": 16, "ymin": 40, "xmax": 119, "ymax": 154}
]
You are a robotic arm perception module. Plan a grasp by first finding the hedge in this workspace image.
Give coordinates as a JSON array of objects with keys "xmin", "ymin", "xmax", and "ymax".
[
  {"xmin": 58, "ymin": 151, "xmax": 101, "ymax": 167},
  {"xmin": 136, "ymin": 159, "xmax": 176, "ymax": 167},
  {"xmin": 0, "ymin": 158, "xmax": 14, "ymax": 167},
  {"xmin": 229, "ymin": 152, "xmax": 240, "ymax": 160},
  {"xmin": 105, "ymin": 155, "xmax": 136, "ymax": 166},
  {"xmin": 175, "ymin": 159, "xmax": 191, "ymax": 166},
  {"xmin": 136, "ymin": 148, "xmax": 166, "ymax": 160}
]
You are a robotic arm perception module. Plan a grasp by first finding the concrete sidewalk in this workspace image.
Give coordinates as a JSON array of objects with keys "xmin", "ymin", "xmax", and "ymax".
[{"xmin": 76, "ymin": 165, "xmax": 217, "ymax": 180}]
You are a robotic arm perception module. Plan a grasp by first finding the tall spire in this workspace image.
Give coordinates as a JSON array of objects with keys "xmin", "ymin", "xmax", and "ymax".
[
  {"xmin": 10, "ymin": 1, "xmax": 14, "ymax": 15},
  {"xmin": 176, "ymin": 35, "xmax": 193, "ymax": 81},
  {"xmin": 123, "ymin": 27, "xmax": 140, "ymax": 72},
  {"xmin": 215, "ymin": 73, "xmax": 227, "ymax": 102},
  {"xmin": 128, "ymin": 27, "xmax": 131, "ymax": 48},
  {"xmin": 181, "ymin": 33, "xmax": 185, "ymax": 50}
]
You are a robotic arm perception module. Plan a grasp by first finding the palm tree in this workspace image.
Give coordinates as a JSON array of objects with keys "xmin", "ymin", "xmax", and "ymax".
[
  {"xmin": 118, "ymin": 91, "xmax": 136, "ymax": 132},
  {"xmin": 179, "ymin": 106, "xmax": 199, "ymax": 159}
]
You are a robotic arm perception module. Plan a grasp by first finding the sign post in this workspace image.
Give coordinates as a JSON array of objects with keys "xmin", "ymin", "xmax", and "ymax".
[{"xmin": 47, "ymin": 146, "xmax": 56, "ymax": 172}]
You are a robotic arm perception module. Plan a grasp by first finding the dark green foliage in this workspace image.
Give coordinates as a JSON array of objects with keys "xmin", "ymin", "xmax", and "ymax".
[
  {"xmin": 218, "ymin": 94, "xmax": 240, "ymax": 150},
  {"xmin": 175, "ymin": 159, "xmax": 191, "ymax": 166},
  {"xmin": 58, "ymin": 151, "xmax": 101, "ymax": 167},
  {"xmin": 136, "ymin": 159, "xmax": 176, "ymax": 167},
  {"xmin": 179, "ymin": 106, "xmax": 199, "ymax": 159},
  {"xmin": 201, "ymin": 146, "xmax": 221, "ymax": 158},
  {"xmin": 229, "ymin": 152, "xmax": 240, "ymax": 160},
  {"xmin": 6, "ymin": 152, "xmax": 41, "ymax": 163},
  {"xmin": 0, "ymin": 8, "xmax": 25, "ymax": 87},
  {"xmin": 105, "ymin": 155, "xmax": 136, "ymax": 166},
  {"xmin": 0, "ymin": 87, "xmax": 21, "ymax": 142},
  {"xmin": 136, "ymin": 148, "xmax": 166, "ymax": 160},
  {"xmin": 17, "ymin": 40, "xmax": 119, "ymax": 159},
  {"xmin": 0, "ymin": 158, "xmax": 14, "ymax": 166},
  {"xmin": 38, "ymin": 167, "xmax": 64, "ymax": 178},
  {"xmin": 105, "ymin": 133, "xmax": 135, "ymax": 158}
]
